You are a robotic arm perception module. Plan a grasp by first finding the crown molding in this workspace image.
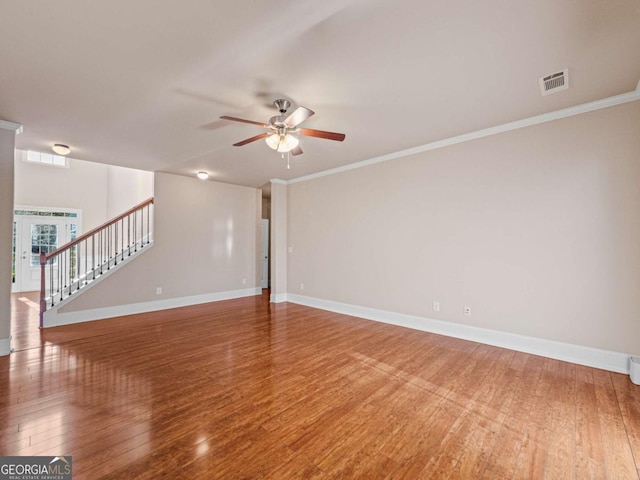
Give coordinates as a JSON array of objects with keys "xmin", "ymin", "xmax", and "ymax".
[
  {"xmin": 270, "ymin": 178, "xmax": 288, "ymax": 185},
  {"xmin": 0, "ymin": 120, "xmax": 23, "ymax": 134},
  {"xmin": 289, "ymin": 83, "xmax": 640, "ymax": 185}
]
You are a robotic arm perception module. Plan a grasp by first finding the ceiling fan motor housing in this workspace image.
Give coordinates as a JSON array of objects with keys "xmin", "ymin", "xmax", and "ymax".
[
  {"xmin": 273, "ymin": 99, "xmax": 291, "ymax": 114},
  {"xmin": 269, "ymin": 115, "xmax": 287, "ymax": 127}
]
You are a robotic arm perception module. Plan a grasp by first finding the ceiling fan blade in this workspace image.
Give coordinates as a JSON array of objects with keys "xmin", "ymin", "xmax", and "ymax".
[
  {"xmin": 220, "ymin": 115, "xmax": 268, "ymax": 127},
  {"xmin": 233, "ymin": 133, "xmax": 270, "ymax": 146},
  {"xmin": 298, "ymin": 128, "xmax": 346, "ymax": 142},
  {"xmin": 290, "ymin": 146, "xmax": 304, "ymax": 156},
  {"xmin": 284, "ymin": 107, "xmax": 315, "ymax": 128}
]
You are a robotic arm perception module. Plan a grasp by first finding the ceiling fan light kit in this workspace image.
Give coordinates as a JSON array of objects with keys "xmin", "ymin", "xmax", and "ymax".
[
  {"xmin": 265, "ymin": 132, "xmax": 299, "ymax": 153},
  {"xmin": 220, "ymin": 99, "xmax": 345, "ymax": 167}
]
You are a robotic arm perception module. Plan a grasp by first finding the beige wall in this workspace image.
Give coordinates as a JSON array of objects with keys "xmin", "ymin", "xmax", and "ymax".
[
  {"xmin": 60, "ymin": 172, "xmax": 259, "ymax": 311},
  {"xmin": 270, "ymin": 181, "xmax": 287, "ymax": 299},
  {"xmin": 288, "ymin": 101, "xmax": 640, "ymax": 354},
  {"xmin": 14, "ymin": 152, "xmax": 153, "ymax": 231},
  {"xmin": 262, "ymin": 196, "xmax": 271, "ymax": 220},
  {"xmin": 0, "ymin": 128, "xmax": 15, "ymax": 349}
]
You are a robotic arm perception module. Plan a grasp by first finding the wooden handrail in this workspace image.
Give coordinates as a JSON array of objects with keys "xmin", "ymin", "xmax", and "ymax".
[
  {"xmin": 43, "ymin": 197, "xmax": 154, "ymax": 262},
  {"xmin": 39, "ymin": 197, "xmax": 154, "ymax": 327}
]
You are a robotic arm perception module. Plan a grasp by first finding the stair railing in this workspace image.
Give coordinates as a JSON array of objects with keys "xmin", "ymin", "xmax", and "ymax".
[{"xmin": 39, "ymin": 197, "xmax": 154, "ymax": 327}]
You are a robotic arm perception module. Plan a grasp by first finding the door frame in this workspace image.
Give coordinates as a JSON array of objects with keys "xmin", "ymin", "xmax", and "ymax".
[{"xmin": 12, "ymin": 206, "xmax": 82, "ymax": 293}]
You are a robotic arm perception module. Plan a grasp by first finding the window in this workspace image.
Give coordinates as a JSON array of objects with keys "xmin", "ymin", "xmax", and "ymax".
[
  {"xmin": 14, "ymin": 210, "xmax": 77, "ymax": 218},
  {"xmin": 24, "ymin": 150, "xmax": 69, "ymax": 168},
  {"xmin": 30, "ymin": 224, "xmax": 58, "ymax": 266}
]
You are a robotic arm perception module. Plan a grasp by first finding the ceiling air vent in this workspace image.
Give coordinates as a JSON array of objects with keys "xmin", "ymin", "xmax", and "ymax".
[{"xmin": 539, "ymin": 69, "xmax": 568, "ymax": 96}]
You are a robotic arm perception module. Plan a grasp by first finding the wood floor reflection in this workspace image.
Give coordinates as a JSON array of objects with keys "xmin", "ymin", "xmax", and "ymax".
[{"xmin": 2, "ymin": 291, "xmax": 640, "ymax": 479}]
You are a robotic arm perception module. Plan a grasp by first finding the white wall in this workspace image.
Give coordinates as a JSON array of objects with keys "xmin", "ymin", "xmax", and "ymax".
[
  {"xmin": 15, "ymin": 153, "xmax": 108, "ymax": 231},
  {"xmin": 14, "ymin": 152, "xmax": 153, "ymax": 231},
  {"xmin": 106, "ymin": 164, "xmax": 154, "ymax": 218},
  {"xmin": 287, "ymin": 100, "xmax": 640, "ymax": 355},
  {"xmin": 58, "ymin": 172, "xmax": 259, "ymax": 312}
]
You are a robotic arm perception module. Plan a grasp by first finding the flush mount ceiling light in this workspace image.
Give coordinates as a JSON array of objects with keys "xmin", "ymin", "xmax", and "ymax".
[
  {"xmin": 196, "ymin": 171, "xmax": 209, "ymax": 180},
  {"xmin": 52, "ymin": 144, "xmax": 70, "ymax": 156}
]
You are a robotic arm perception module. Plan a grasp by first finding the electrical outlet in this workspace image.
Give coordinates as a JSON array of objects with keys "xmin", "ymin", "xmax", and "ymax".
[
  {"xmin": 242, "ymin": 278, "xmax": 247, "ymax": 285},
  {"xmin": 432, "ymin": 301, "xmax": 440, "ymax": 312},
  {"xmin": 464, "ymin": 306, "xmax": 471, "ymax": 317},
  {"xmin": 156, "ymin": 287, "xmax": 162, "ymax": 295},
  {"xmin": 300, "ymin": 283, "xmax": 304, "ymax": 291}
]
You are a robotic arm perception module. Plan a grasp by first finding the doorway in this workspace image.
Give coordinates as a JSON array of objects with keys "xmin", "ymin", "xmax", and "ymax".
[
  {"xmin": 261, "ymin": 219, "xmax": 269, "ymax": 288},
  {"xmin": 12, "ymin": 208, "xmax": 81, "ymax": 293}
]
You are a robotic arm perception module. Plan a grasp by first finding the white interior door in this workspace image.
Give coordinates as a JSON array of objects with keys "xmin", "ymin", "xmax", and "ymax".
[
  {"xmin": 261, "ymin": 219, "xmax": 269, "ymax": 288},
  {"xmin": 15, "ymin": 216, "xmax": 73, "ymax": 293}
]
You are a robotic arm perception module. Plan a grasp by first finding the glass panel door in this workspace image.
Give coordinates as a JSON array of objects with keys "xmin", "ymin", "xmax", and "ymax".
[{"xmin": 12, "ymin": 209, "xmax": 81, "ymax": 293}]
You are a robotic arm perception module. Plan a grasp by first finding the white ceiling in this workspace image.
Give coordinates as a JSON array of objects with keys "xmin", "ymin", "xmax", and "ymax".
[{"xmin": 1, "ymin": 0, "xmax": 639, "ymax": 188}]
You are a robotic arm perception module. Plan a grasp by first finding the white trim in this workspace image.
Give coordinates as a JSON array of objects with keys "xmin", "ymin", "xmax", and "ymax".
[
  {"xmin": 270, "ymin": 178, "xmax": 288, "ymax": 185},
  {"xmin": 270, "ymin": 292, "xmax": 288, "ymax": 303},
  {"xmin": 288, "ymin": 83, "xmax": 640, "ymax": 185},
  {"xmin": 13, "ymin": 206, "xmax": 84, "ymax": 294},
  {"xmin": 14, "ymin": 205, "xmax": 83, "ymax": 238},
  {"xmin": 0, "ymin": 119, "xmax": 23, "ymax": 134},
  {"xmin": 44, "ymin": 286, "xmax": 262, "ymax": 328},
  {"xmin": 14, "ymin": 204, "xmax": 82, "ymax": 216},
  {"xmin": 287, "ymin": 294, "xmax": 631, "ymax": 374},
  {"xmin": 0, "ymin": 337, "xmax": 10, "ymax": 356}
]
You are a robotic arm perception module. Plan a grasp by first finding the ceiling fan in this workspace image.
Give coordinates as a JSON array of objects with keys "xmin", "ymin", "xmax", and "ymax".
[{"xmin": 220, "ymin": 99, "xmax": 346, "ymax": 157}]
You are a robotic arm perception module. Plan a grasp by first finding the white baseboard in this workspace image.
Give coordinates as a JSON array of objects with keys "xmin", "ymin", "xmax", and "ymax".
[
  {"xmin": 43, "ymin": 287, "xmax": 262, "ymax": 328},
  {"xmin": 287, "ymin": 294, "xmax": 632, "ymax": 375},
  {"xmin": 39, "ymin": 288, "xmax": 632, "ymax": 374},
  {"xmin": 0, "ymin": 337, "xmax": 10, "ymax": 356},
  {"xmin": 270, "ymin": 292, "xmax": 288, "ymax": 303}
]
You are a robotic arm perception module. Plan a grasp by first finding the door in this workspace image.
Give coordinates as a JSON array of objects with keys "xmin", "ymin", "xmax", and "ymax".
[
  {"xmin": 261, "ymin": 219, "xmax": 269, "ymax": 288},
  {"xmin": 13, "ymin": 214, "xmax": 77, "ymax": 293}
]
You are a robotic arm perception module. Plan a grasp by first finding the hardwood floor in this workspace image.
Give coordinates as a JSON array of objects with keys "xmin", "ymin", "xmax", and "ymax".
[
  {"xmin": 9, "ymin": 291, "xmax": 45, "ymax": 352},
  {"xmin": 2, "ymin": 291, "xmax": 640, "ymax": 479}
]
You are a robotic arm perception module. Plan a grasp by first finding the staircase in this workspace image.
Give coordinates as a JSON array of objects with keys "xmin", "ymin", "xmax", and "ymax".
[{"xmin": 39, "ymin": 198, "xmax": 154, "ymax": 327}]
